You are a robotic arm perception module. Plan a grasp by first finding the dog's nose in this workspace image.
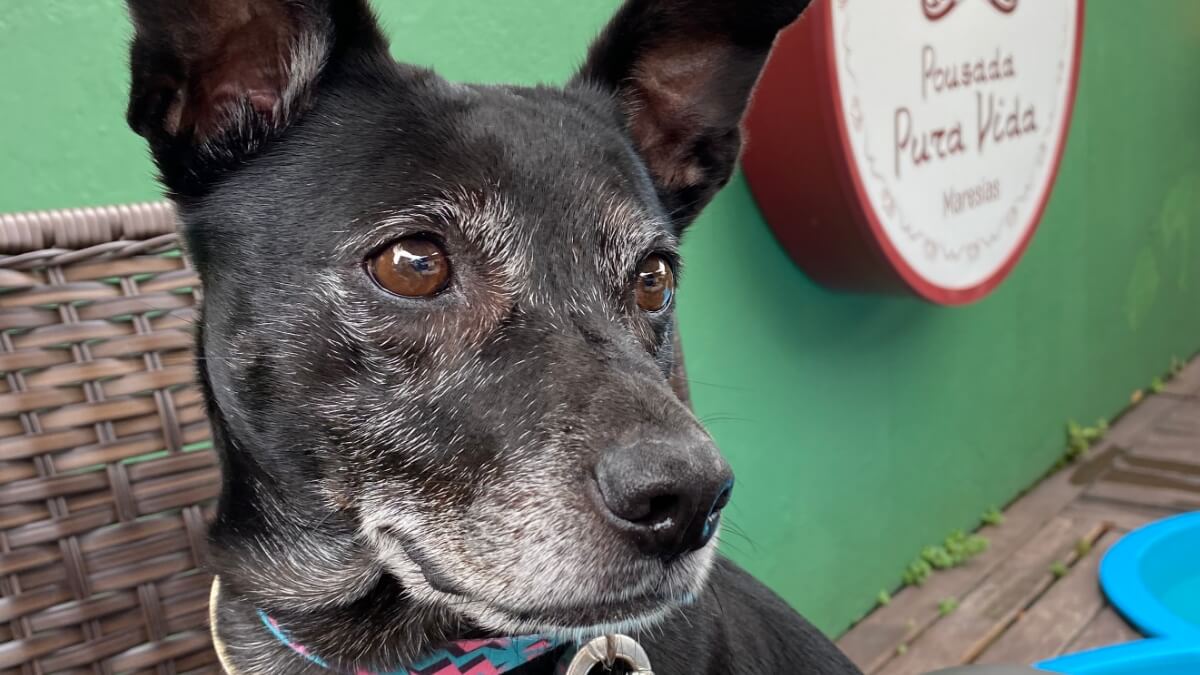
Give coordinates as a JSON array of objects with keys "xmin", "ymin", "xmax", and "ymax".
[{"xmin": 595, "ymin": 440, "xmax": 734, "ymax": 561}]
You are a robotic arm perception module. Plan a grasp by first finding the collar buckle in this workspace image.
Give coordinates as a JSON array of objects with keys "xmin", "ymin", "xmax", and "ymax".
[{"xmin": 563, "ymin": 634, "xmax": 653, "ymax": 674}]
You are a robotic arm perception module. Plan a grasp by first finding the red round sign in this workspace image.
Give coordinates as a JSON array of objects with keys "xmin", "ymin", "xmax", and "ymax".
[{"xmin": 744, "ymin": 0, "xmax": 1084, "ymax": 304}]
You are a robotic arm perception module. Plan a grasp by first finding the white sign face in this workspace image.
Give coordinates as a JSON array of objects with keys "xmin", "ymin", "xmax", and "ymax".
[{"xmin": 830, "ymin": 0, "xmax": 1081, "ymax": 292}]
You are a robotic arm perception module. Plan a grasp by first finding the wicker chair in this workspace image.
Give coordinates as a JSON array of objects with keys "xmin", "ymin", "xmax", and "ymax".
[{"xmin": 0, "ymin": 203, "xmax": 219, "ymax": 674}]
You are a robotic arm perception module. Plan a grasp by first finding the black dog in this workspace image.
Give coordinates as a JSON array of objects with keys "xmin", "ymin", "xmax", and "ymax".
[{"xmin": 124, "ymin": 0, "xmax": 863, "ymax": 672}]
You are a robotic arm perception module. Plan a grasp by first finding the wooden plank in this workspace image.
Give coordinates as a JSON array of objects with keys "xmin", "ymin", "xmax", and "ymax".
[
  {"xmin": 1065, "ymin": 606, "xmax": 1141, "ymax": 654},
  {"xmin": 1119, "ymin": 457, "xmax": 1200, "ymax": 486},
  {"xmin": 1150, "ymin": 400, "xmax": 1200, "ymax": 436},
  {"xmin": 873, "ymin": 517, "xmax": 1101, "ymax": 675},
  {"xmin": 1063, "ymin": 498, "xmax": 1173, "ymax": 533},
  {"xmin": 837, "ymin": 464, "xmax": 1092, "ymax": 673},
  {"xmin": 1162, "ymin": 356, "xmax": 1200, "ymax": 396},
  {"xmin": 1104, "ymin": 395, "xmax": 1183, "ymax": 448},
  {"xmin": 1127, "ymin": 436, "xmax": 1200, "ymax": 466},
  {"xmin": 1086, "ymin": 466, "xmax": 1200, "ymax": 511},
  {"xmin": 974, "ymin": 532, "xmax": 1118, "ymax": 665}
]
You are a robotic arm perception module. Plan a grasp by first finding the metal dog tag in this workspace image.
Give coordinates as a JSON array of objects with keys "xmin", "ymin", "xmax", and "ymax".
[{"xmin": 564, "ymin": 634, "xmax": 653, "ymax": 674}]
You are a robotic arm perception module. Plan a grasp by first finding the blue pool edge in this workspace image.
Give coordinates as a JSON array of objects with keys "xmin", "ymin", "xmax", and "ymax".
[
  {"xmin": 1036, "ymin": 638, "xmax": 1200, "ymax": 674},
  {"xmin": 1098, "ymin": 510, "xmax": 1200, "ymax": 641}
]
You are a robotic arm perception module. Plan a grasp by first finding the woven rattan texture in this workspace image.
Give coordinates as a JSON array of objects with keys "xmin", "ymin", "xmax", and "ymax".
[{"xmin": 0, "ymin": 202, "xmax": 219, "ymax": 674}]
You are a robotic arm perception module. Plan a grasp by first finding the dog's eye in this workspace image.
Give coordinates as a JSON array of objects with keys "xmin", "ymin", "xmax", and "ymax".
[
  {"xmin": 368, "ymin": 237, "xmax": 451, "ymax": 298},
  {"xmin": 634, "ymin": 255, "xmax": 675, "ymax": 313}
]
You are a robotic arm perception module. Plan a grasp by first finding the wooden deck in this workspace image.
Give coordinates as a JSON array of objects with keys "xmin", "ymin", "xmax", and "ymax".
[{"xmin": 837, "ymin": 357, "xmax": 1200, "ymax": 674}]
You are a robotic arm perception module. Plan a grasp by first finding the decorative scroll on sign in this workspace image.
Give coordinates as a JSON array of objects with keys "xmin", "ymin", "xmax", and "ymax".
[{"xmin": 743, "ymin": 0, "xmax": 1083, "ymax": 304}]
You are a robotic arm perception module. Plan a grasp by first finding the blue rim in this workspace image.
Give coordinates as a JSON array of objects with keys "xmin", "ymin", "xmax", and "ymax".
[
  {"xmin": 1098, "ymin": 510, "xmax": 1200, "ymax": 641},
  {"xmin": 1037, "ymin": 638, "xmax": 1200, "ymax": 673}
]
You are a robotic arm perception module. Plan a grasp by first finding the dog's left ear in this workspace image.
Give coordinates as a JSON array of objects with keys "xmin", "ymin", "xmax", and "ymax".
[{"xmin": 573, "ymin": 0, "xmax": 811, "ymax": 229}]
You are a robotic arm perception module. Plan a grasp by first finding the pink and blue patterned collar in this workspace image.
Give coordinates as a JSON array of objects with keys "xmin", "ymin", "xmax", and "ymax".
[{"xmin": 259, "ymin": 610, "xmax": 566, "ymax": 675}]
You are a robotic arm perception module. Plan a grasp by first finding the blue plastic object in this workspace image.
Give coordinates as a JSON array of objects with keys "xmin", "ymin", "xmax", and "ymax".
[
  {"xmin": 1098, "ymin": 510, "xmax": 1200, "ymax": 639},
  {"xmin": 1037, "ymin": 638, "xmax": 1200, "ymax": 675},
  {"xmin": 1035, "ymin": 511, "xmax": 1200, "ymax": 674}
]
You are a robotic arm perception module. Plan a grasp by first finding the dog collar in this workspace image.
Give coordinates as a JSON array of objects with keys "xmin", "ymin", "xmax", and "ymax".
[{"xmin": 259, "ymin": 610, "xmax": 565, "ymax": 675}]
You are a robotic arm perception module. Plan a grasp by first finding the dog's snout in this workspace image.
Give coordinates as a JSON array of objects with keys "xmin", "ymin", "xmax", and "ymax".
[{"xmin": 595, "ymin": 440, "xmax": 734, "ymax": 561}]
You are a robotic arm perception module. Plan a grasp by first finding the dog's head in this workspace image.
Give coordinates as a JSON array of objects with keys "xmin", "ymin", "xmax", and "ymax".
[{"xmin": 126, "ymin": 0, "xmax": 809, "ymax": 637}]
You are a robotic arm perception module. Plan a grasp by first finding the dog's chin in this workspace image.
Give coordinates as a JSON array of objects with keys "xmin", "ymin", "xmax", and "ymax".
[
  {"xmin": 369, "ymin": 530, "xmax": 717, "ymax": 639},
  {"xmin": 468, "ymin": 597, "xmax": 683, "ymax": 643}
]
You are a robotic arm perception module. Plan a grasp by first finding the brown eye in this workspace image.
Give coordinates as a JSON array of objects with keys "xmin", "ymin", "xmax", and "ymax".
[
  {"xmin": 368, "ymin": 236, "xmax": 451, "ymax": 298},
  {"xmin": 634, "ymin": 255, "xmax": 675, "ymax": 313}
]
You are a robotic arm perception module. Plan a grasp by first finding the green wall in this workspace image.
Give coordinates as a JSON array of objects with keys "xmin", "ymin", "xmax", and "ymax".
[{"xmin": 3, "ymin": 0, "xmax": 1199, "ymax": 637}]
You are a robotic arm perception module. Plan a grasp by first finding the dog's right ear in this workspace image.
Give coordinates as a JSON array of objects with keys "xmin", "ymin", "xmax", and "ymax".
[{"xmin": 125, "ymin": 0, "xmax": 388, "ymax": 193}]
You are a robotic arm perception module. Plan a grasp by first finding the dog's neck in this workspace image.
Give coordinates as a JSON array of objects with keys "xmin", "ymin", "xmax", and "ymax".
[{"xmin": 202, "ymin": 374, "xmax": 504, "ymax": 670}]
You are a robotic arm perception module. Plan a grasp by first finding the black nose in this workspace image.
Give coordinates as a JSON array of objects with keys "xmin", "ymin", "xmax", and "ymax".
[{"xmin": 595, "ymin": 440, "xmax": 734, "ymax": 561}]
